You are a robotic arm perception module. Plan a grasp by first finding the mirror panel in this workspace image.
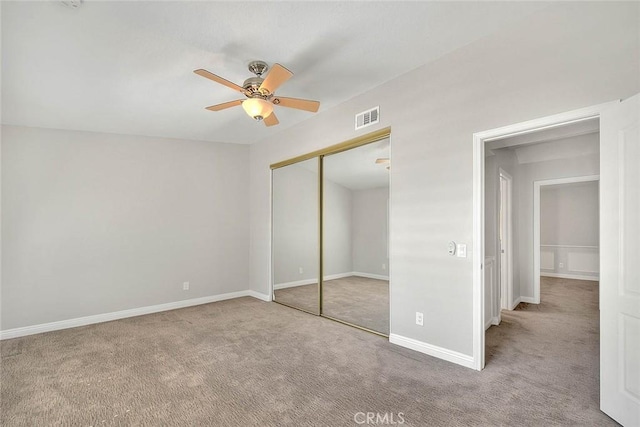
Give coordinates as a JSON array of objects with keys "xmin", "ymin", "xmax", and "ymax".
[
  {"xmin": 272, "ymin": 158, "xmax": 319, "ymax": 314},
  {"xmin": 322, "ymin": 139, "xmax": 390, "ymax": 334}
]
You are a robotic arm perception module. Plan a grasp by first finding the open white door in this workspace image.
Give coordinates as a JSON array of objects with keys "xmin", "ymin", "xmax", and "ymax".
[{"xmin": 600, "ymin": 94, "xmax": 640, "ymax": 426}]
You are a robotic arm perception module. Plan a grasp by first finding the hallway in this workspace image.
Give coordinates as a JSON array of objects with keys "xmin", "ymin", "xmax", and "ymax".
[{"xmin": 486, "ymin": 277, "xmax": 605, "ymax": 423}]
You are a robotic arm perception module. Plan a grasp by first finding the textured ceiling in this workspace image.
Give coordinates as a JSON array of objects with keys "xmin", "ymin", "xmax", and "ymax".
[{"xmin": 1, "ymin": 1, "xmax": 548, "ymax": 144}]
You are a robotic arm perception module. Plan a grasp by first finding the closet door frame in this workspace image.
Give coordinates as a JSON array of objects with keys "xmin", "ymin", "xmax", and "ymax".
[{"xmin": 270, "ymin": 127, "xmax": 391, "ymax": 334}]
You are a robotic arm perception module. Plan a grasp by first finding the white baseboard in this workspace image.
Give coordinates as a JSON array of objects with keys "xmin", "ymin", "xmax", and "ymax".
[
  {"xmin": 510, "ymin": 297, "xmax": 522, "ymax": 310},
  {"xmin": 485, "ymin": 316, "xmax": 500, "ymax": 330},
  {"xmin": 324, "ymin": 272, "xmax": 358, "ymax": 281},
  {"xmin": 273, "ymin": 278, "xmax": 317, "ymax": 290},
  {"xmin": 389, "ymin": 333, "xmax": 475, "ymax": 369},
  {"xmin": 541, "ymin": 272, "xmax": 599, "ymax": 281},
  {"xmin": 352, "ymin": 272, "xmax": 389, "ymax": 281},
  {"xmin": 274, "ymin": 271, "xmax": 388, "ymax": 290},
  {"xmin": 0, "ymin": 290, "xmax": 268, "ymax": 340},
  {"xmin": 246, "ymin": 290, "xmax": 271, "ymax": 302},
  {"xmin": 520, "ymin": 296, "xmax": 538, "ymax": 304}
]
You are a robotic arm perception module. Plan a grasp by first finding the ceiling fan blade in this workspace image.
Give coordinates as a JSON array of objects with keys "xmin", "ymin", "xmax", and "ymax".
[
  {"xmin": 205, "ymin": 100, "xmax": 244, "ymax": 112},
  {"xmin": 194, "ymin": 69, "xmax": 246, "ymax": 93},
  {"xmin": 273, "ymin": 96, "xmax": 320, "ymax": 113},
  {"xmin": 264, "ymin": 112, "xmax": 279, "ymax": 127},
  {"xmin": 259, "ymin": 64, "xmax": 293, "ymax": 95}
]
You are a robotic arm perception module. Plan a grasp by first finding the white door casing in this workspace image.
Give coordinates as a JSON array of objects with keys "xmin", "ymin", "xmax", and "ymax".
[
  {"xmin": 600, "ymin": 94, "xmax": 640, "ymax": 426},
  {"xmin": 473, "ymin": 101, "xmax": 619, "ymax": 371},
  {"xmin": 499, "ymin": 170, "xmax": 513, "ymax": 311}
]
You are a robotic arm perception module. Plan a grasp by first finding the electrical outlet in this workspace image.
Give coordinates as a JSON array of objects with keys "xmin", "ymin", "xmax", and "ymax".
[
  {"xmin": 299, "ymin": 267, "xmax": 304, "ymax": 274},
  {"xmin": 382, "ymin": 263, "xmax": 386, "ymax": 270},
  {"xmin": 183, "ymin": 282, "xmax": 189, "ymax": 291},
  {"xmin": 416, "ymin": 312, "xmax": 424, "ymax": 326},
  {"xmin": 559, "ymin": 263, "xmax": 564, "ymax": 268}
]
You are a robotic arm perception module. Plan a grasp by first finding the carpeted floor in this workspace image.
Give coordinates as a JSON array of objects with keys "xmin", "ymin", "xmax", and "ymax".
[
  {"xmin": 274, "ymin": 276, "xmax": 389, "ymax": 334},
  {"xmin": 1, "ymin": 277, "xmax": 614, "ymax": 426}
]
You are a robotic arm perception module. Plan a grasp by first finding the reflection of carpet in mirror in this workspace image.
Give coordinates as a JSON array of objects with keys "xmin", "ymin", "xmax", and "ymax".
[
  {"xmin": 274, "ymin": 283, "xmax": 319, "ymax": 315},
  {"xmin": 275, "ymin": 276, "xmax": 389, "ymax": 335}
]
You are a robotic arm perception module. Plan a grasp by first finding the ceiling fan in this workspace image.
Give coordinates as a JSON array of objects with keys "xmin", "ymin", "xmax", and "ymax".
[
  {"xmin": 376, "ymin": 158, "xmax": 390, "ymax": 170},
  {"xmin": 194, "ymin": 61, "xmax": 320, "ymax": 127}
]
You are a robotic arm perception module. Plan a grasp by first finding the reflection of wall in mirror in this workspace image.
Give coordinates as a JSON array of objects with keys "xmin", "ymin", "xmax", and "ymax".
[
  {"xmin": 272, "ymin": 164, "xmax": 319, "ymax": 286},
  {"xmin": 273, "ymin": 164, "xmax": 389, "ymax": 287},
  {"xmin": 323, "ymin": 178, "xmax": 353, "ymax": 277},
  {"xmin": 352, "ymin": 187, "xmax": 389, "ymax": 278}
]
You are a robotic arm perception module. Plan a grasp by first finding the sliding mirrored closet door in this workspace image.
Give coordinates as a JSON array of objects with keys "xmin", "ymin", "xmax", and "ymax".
[
  {"xmin": 322, "ymin": 138, "xmax": 390, "ymax": 335},
  {"xmin": 272, "ymin": 158, "xmax": 319, "ymax": 314},
  {"xmin": 271, "ymin": 127, "xmax": 391, "ymax": 336}
]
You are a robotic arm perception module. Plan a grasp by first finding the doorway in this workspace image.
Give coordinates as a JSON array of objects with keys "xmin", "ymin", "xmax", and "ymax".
[
  {"xmin": 473, "ymin": 101, "xmax": 615, "ymax": 371},
  {"xmin": 534, "ymin": 175, "xmax": 600, "ymax": 303},
  {"xmin": 473, "ymin": 96, "xmax": 640, "ymax": 426}
]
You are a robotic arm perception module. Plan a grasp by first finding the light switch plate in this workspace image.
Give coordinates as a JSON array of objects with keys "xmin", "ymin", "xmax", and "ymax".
[{"xmin": 456, "ymin": 244, "xmax": 467, "ymax": 258}]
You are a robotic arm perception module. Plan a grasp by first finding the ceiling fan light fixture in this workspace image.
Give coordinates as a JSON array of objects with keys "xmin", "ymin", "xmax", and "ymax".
[{"xmin": 242, "ymin": 97, "xmax": 273, "ymax": 121}]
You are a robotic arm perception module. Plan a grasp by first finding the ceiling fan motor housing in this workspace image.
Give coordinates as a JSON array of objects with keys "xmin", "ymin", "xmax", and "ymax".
[
  {"xmin": 242, "ymin": 76, "xmax": 266, "ymax": 96},
  {"xmin": 247, "ymin": 60, "xmax": 268, "ymax": 76}
]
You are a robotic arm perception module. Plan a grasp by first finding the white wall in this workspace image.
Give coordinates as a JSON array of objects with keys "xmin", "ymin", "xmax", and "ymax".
[
  {"xmin": 352, "ymin": 187, "xmax": 389, "ymax": 277},
  {"xmin": 250, "ymin": 2, "xmax": 639, "ymax": 357},
  {"xmin": 540, "ymin": 181, "xmax": 599, "ymax": 279},
  {"xmin": 1, "ymin": 125, "xmax": 250, "ymax": 330}
]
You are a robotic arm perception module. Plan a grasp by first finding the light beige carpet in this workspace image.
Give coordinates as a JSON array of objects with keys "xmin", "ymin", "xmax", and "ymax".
[
  {"xmin": 1, "ymin": 277, "xmax": 614, "ymax": 426},
  {"xmin": 274, "ymin": 275, "xmax": 389, "ymax": 334}
]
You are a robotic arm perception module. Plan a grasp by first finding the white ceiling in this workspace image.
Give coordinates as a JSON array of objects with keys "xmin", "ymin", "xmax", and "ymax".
[
  {"xmin": 324, "ymin": 138, "xmax": 390, "ymax": 191},
  {"xmin": 1, "ymin": 1, "xmax": 548, "ymax": 144},
  {"xmin": 294, "ymin": 138, "xmax": 390, "ymax": 191}
]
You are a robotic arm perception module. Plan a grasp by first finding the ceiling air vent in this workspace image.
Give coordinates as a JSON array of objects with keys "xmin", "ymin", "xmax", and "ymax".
[{"xmin": 355, "ymin": 106, "xmax": 380, "ymax": 130}]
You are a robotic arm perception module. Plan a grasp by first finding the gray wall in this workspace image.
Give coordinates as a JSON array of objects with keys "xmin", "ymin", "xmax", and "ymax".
[
  {"xmin": 272, "ymin": 161, "xmax": 319, "ymax": 285},
  {"xmin": 540, "ymin": 182, "xmax": 599, "ymax": 247},
  {"xmin": 323, "ymin": 177, "xmax": 353, "ymax": 277},
  {"xmin": 516, "ymin": 142, "xmax": 600, "ymax": 297},
  {"xmin": 250, "ymin": 2, "xmax": 639, "ymax": 356},
  {"xmin": 1, "ymin": 125, "xmax": 250, "ymax": 330},
  {"xmin": 273, "ymin": 167, "xmax": 389, "ymax": 284},
  {"xmin": 487, "ymin": 133, "xmax": 600, "ymax": 302},
  {"xmin": 540, "ymin": 181, "xmax": 599, "ymax": 278},
  {"xmin": 352, "ymin": 187, "xmax": 389, "ymax": 277},
  {"xmin": 272, "ymin": 163, "xmax": 353, "ymax": 285}
]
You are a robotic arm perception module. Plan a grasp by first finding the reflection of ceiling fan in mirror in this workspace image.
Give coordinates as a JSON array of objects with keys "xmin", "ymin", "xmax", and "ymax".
[
  {"xmin": 376, "ymin": 157, "xmax": 390, "ymax": 170},
  {"xmin": 194, "ymin": 61, "xmax": 320, "ymax": 127}
]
